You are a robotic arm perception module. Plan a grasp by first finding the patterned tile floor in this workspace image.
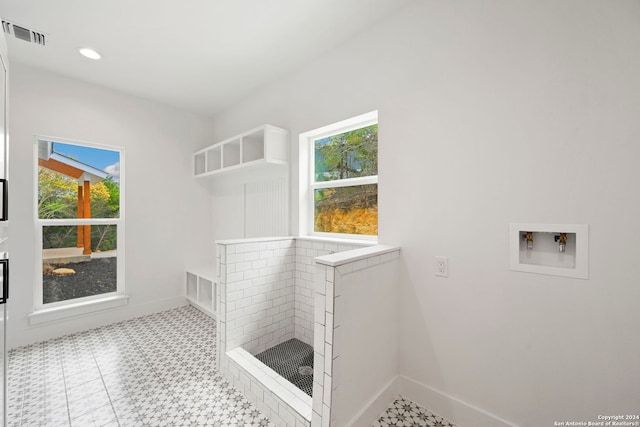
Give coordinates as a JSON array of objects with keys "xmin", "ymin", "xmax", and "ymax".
[
  {"xmin": 8, "ymin": 305, "xmax": 273, "ymax": 427},
  {"xmin": 373, "ymin": 396, "xmax": 458, "ymax": 427},
  {"xmin": 8, "ymin": 305, "xmax": 456, "ymax": 427}
]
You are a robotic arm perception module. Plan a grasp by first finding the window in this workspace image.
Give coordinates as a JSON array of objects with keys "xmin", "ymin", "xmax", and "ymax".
[
  {"xmin": 35, "ymin": 137, "xmax": 124, "ymax": 310},
  {"xmin": 299, "ymin": 111, "xmax": 378, "ymax": 239}
]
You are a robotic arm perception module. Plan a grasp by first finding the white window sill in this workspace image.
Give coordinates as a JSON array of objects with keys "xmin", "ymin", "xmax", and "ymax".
[
  {"xmin": 296, "ymin": 235, "xmax": 377, "ymax": 246},
  {"xmin": 29, "ymin": 294, "xmax": 129, "ymax": 325}
]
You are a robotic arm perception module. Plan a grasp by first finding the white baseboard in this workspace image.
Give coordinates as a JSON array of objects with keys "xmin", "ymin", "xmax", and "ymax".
[
  {"xmin": 344, "ymin": 376, "xmax": 400, "ymax": 427},
  {"xmin": 396, "ymin": 375, "xmax": 518, "ymax": 427},
  {"xmin": 343, "ymin": 375, "xmax": 517, "ymax": 427}
]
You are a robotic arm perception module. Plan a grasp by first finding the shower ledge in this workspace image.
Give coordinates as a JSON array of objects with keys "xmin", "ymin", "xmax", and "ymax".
[
  {"xmin": 315, "ymin": 244, "xmax": 400, "ymax": 267},
  {"xmin": 227, "ymin": 347, "xmax": 313, "ymax": 422}
]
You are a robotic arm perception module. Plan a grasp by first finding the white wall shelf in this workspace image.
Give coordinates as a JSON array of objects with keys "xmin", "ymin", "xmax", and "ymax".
[
  {"xmin": 193, "ymin": 124, "xmax": 289, "ymax": 179},
  {"xmin": 185, "ymin": 267, "xmax": 218, "ymax": 318}
]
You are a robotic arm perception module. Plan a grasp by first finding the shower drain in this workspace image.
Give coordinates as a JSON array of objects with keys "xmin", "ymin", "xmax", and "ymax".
[{"xmin": 298, "ymin": 366, "xmax": 313, "ymax": 376}]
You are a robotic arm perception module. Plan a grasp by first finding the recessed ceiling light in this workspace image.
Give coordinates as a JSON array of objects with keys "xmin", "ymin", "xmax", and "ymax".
[{"xmin": 78, "ymin": 47, "xmax": 101, "ymax": 60}]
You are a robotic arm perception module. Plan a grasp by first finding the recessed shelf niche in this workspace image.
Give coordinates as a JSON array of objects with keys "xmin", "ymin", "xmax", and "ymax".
[
  {"xmin": 222, "ymin": 139, "xmax": 241, "ymax": 168},
  {"xmin": 206, "ymin": 146, "xmax": 222, "ymax": 172},
  {"xmin": 194, "ymin": 152, "xmax": 206, "ymax": 175},
  {"xmin": 242, "ymin": 130, "xmax": 265, "ymax": 163},
  {"xmin": 509, "ymin": 223, "xmax": 588, "ymax": 279},
  {"xmin": 185, "ymin": 268, "xmax": 217, "ymax": 318}
]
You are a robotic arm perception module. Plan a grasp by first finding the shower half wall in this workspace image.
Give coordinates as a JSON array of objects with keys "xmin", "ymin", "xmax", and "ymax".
[{"xmin": 216, "ymin": 237, "xmax": 400, "ymax": 427}]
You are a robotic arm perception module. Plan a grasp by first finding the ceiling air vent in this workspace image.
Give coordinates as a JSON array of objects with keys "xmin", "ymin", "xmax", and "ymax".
[{"xmin": 2, "ymin": 20, "xmax": 46, "ymax": 46}]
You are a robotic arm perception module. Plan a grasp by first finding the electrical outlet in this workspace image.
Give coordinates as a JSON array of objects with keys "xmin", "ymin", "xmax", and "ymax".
[{"xmin": 435, "ymin": 256, "xmax": 449, "ymax": 277}]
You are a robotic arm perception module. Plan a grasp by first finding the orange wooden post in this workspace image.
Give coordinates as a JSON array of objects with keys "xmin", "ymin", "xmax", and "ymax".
[
  {"xmin": 77, "ymin": 184, "xmax": 84, "ymax": 247},
  {"xmin": 82, "ymin": 180, "xmax": 92, "ymax": 255}
]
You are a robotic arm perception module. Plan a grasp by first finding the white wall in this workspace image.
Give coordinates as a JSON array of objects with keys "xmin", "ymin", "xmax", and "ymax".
[
  {"xmin": 208, "ymin": 1, "xmax": 640, "ymax": 425},
  {"xmin": 208, "ymin": 170, "xmax": 289, "ymax": 242},
  {"xmin": 329, "ymin": 251, "xmax": 400, "ymax": 427},
  {"xmin": 8, "ymin": 63, "xmax": 214, "ymax": 348}
]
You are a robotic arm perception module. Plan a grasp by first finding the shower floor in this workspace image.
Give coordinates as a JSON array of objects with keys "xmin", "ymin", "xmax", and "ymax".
[{"xmin": 255, "ymin": 338, "xmax": 314, "ymax": 396}]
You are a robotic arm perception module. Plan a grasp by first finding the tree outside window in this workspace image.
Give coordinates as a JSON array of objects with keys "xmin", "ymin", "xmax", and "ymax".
[{"xmin": 308, "ymin": 116, "xmax": 378, "ymax": 237}]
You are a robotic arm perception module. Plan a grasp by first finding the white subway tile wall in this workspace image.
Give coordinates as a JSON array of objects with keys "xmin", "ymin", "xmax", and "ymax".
[
  {"xmin": 221, "ymin": 239, "xmax": 297, "ymax": 356},
  {"xmin": 293, "ymin": 240, "xmax": 360, "ymax": 346}
]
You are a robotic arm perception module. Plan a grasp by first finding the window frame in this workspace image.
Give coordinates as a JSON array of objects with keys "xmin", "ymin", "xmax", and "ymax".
[
  {"xmin": 298, "ymin": 111, "xmax": 378, "ymax": 241},
  {"xmin": 33, "ymin": 135, "xmax": 125, "ymax": 312}
]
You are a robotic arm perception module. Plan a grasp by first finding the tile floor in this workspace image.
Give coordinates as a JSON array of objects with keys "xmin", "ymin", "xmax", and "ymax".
[
  {"xmin": 8, "ymin": 305, "xmax": 457, "ymax": 427},
  {"xmin": 8, "ymin": 306, "xmax": 272, "ymax": 427},
  {"xmin": 373, "ymin": 396, "xmax": 458, "ymax": 427}
]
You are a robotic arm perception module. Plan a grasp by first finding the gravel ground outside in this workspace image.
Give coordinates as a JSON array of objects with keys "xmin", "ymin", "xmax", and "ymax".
[{"xmin": 43, "ymin": 257, "xmax": 117, "ymax": 304}]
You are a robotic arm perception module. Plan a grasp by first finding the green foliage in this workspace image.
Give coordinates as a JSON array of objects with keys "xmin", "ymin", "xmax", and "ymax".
[
  {"xmin": 92, "ymin": 177, "xmax": 120, "ymax": 219},
  {"xmin": 315, "ymin": 124, "xmax": 378, "ymax": 182},
  {"xmin": 42, "ymin": 225, "xmax": 117, "ymax": 252},
  {"xmin": 103, "ymin": 177, "xmax": 120, "ymax": 213},
  {"xmin": 93, "ymin": 224, "xmax": 117, "ymax": 252},
  {"xmin": 315, "ymin": 185, "xmax": 377, "ymax": 210},
  {"xmin": 42, "ymin": 225, "xmax": 76, "ymax": 250},
  {"xmin": 38, "ymin": 169, "xmax": 78, "ymax": 219},
  {"xmin": 313, "ymin": 125, "xmax": 379, "ymax": 235},
  {"xmin": 38, "ymin": 168, "xmax": 119, "ymax": 251}
]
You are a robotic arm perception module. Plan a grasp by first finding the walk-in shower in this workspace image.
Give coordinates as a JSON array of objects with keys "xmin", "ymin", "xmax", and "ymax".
[{"xmin": 216, "ymin": 237, "xmax": 400, "ymax": 427}]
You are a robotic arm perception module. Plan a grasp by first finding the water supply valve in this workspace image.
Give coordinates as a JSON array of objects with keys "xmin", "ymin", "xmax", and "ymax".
[{"xmin": 554, "ymin": 233, "xmax": 568, "ymax": 253}]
